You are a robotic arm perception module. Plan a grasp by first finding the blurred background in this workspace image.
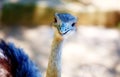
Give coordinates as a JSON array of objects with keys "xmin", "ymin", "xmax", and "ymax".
[{"xmin": 0, "ymin": 0, "xmax": 120, "ymax": 77}]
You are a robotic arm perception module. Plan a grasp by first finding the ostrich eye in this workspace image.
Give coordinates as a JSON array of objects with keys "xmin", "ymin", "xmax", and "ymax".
[
  {"xmin": 71, "ymin": 23, "xmax": 76, "ymax": 27},
  {"xmin": 54, "ymin": 18, "xmax": 57, "ymax": 23}
]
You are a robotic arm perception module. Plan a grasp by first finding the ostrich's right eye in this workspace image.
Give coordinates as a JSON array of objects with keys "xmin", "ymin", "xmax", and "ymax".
[
  {"xmin": 71, "ymin": 23, "xmax": 76, "ymax": 27},
  {"xmin": 54, "ymin": 18, "xmax": 57, "ymax": 23}
]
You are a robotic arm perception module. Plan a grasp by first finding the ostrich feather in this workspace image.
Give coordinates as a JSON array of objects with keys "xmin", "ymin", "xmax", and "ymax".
[{"xmin": 0, "ymin": 40, "xmax": 42, "ymax": 77}]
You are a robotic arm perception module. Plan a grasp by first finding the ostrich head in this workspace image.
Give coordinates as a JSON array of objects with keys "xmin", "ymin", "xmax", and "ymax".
[{"xmin": 53, "ymin": 13, "xmax": 77, "ymax": 38}]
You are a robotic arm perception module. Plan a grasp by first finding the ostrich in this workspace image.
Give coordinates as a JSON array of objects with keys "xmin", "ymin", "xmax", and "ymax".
[{"xmin": 0, "ymin": 13, "xmax": 77, "ymax": 77}]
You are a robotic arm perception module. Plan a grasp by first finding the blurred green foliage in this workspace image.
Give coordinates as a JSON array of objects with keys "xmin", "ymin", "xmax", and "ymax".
[
  {"xmin": 1, "ymin": 2, "xmax": 119, "ymax": 28},
  {"xmin": 1, "ymin": 3, "xmax": 60, "ymax": 26},
  {"xmin": 2, "ymin": 3, "xmax": 36, "ymax": 26}
]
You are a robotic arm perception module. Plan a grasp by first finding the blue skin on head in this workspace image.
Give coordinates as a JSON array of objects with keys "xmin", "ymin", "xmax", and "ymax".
[{"xmin": 54, "ymin": 13, "xmax": 77, "ymax": 35}]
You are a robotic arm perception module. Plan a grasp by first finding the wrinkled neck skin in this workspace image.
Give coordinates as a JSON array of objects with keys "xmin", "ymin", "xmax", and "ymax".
[{"xmin": 46, "ymin": 27, "xmax": 65, "ymax": 77}]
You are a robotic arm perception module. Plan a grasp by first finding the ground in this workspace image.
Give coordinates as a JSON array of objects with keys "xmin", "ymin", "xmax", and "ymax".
[{"xmin": 0, "ymin": 25, "xmax": 120, "ymax": 77}]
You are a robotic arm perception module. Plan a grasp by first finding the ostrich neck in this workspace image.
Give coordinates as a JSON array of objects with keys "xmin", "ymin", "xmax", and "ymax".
[{"xmin": 46, "ymin": 32, "xmax": 64, "ymax": 77}]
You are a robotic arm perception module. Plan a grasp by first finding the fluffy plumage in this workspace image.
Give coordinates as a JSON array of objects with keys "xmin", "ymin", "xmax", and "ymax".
[{"xmin": 0, "ymin": 40, "xmax": 41, "ymax": 77}]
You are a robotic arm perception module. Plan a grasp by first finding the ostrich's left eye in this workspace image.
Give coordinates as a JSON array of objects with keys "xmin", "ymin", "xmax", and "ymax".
[
  {"xmin": 71, "ymin": 23, "xmax": 76, "ymax": 27},
  {"xmin": 54, "ymin": 18, "xmax": 57, "ymax": 23}
]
